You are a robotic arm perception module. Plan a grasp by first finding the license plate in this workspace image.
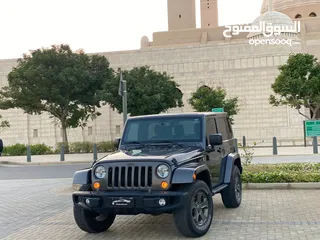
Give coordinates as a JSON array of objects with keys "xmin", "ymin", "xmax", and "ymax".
[{"xmin": 108, "ymin": 197, "xmax": 134, "ymax": 208}]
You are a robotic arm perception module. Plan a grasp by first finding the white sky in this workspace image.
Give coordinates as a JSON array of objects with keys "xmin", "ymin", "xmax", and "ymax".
[{"xmin": 0, "ymin": 0, "xmax": 262, "ymax": 59}]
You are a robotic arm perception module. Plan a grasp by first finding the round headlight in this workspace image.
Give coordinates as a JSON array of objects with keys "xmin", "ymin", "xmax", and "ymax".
[
  {"xmin": 94, "ymin": 166, "xmax": 106, "ymax": 179},
  {"xmin": 156, "ymin": 164, "xmax": 170, "ymax": 178}
]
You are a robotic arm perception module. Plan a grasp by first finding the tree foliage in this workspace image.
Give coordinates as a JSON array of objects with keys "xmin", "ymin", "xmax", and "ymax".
[
  {"xmin": 269, "ymin": 53, "xmax": 320, "ymax": 119},
  {"xmin": 101, "ymin": 66, "xmax": 183, "ymax": 116},
  {"xmin": 0, "ymin": 44, "xmax": 113, "ymax": 150},
  {"xmin": 188, "ymin": 85, "xmax": 239, "ymax": 124},
  {"xmin": 0, "ymin": 115, "xmax": 10, "ymax": 133}
]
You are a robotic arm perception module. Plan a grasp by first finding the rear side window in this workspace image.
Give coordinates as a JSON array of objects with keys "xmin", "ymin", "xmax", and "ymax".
[
  {"xmin": 226, "ymin": 118, "xmax": 233, "ymax": 138},
  {"xmin": 215, "ymin": 117, "xmax": 232, "ymax": 140}
]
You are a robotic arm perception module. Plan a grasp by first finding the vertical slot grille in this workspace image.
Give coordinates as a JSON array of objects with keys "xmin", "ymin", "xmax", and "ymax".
[{"xmin": 106, "ymin": 165, "xmax": 153, "ymax": 189}]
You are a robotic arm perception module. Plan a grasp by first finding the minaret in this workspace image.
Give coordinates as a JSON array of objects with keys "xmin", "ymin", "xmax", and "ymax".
[
  {"xmin": 167, "ymin": 0, "xmax": 196, "ymax": 31},
  {"xmin": 200, "ymin": 0, "xmax": 218, "ymax": 28},
  {"xmin": 268, "ymin": 0, "xmax": 272, "ymax": 11}
]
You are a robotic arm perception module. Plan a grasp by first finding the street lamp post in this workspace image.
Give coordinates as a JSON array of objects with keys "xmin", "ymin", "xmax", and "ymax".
[{"xmin": 119, "ymin": 69, "xmax": 128, "ymax": 125}]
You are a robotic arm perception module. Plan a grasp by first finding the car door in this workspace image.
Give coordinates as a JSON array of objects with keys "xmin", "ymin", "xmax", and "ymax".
[
  {"xmin": 215, "ymin": 116, "xmax": 234, "ymax": 155},
  {"xmin": 205, "ymin": 116, "xmax": 223, "ymax": 187}
]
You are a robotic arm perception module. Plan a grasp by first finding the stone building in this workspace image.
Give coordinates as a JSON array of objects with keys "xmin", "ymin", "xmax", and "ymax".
[{"xmin": 0, "ymin": 0, "xmax": 319, "ymax": 147}]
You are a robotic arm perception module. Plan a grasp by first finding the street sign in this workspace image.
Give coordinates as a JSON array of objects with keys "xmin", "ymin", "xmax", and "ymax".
[
  {"xmin": 305, "ymin": 120, "xmax": 320, "ymax": 137},
  {"xmin": 212, "ymin": 108, "xmax": 224, "ymax": 112}
]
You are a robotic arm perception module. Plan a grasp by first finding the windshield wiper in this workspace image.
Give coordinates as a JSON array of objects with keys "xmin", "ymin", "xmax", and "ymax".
[
  {"xmin": 124, "ymin": 141, "xmax": 146, "ymax": 148},
  {"xmin": 149, "ymin": 141, "xmax": 184, "ymax": 147}
]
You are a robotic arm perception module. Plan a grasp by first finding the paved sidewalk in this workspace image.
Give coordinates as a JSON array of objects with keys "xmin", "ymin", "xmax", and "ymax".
[
  {"xmin": 0, "ymin": 146, "xmax": 319, "ymax": 165},
  {"xmin": 1, "ymin": 178, "xmax": 320, "ymax": 240},
  {"xmin": 0, "ymin": 152, "xmax": 108, "ymax": 164}
]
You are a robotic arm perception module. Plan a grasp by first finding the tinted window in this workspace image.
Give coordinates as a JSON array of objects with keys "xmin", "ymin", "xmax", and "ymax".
[
  {"xmin": 215, "ymin": 117, "xmax": 232, "ymax": 140},
  {"xmin": 122, "ymin": 117, "xmax": 202, "ymax": 143},
  {"xmin": 206, "ymin": 117, "xmax": 217, "ymax": 146},
  {"xmin": 226, "ymin": 118, "xmax": 233, "ymax": 138}
]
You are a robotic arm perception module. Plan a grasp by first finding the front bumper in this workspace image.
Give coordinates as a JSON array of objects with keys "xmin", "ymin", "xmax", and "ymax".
[{"xmin": 73, "ymin": 190, "xmax": 187, "ymax": 215}]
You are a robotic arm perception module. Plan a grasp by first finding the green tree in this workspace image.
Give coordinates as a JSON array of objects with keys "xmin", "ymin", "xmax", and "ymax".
[
  {"xmin": 0, "ymin": 115, "xmax": 10, "ymax": 133},
  {"xmin": 269, "ymin": 53, "xmax": 320, "ymax": 119},
  {"xmin": 101, "ymin": 66, "xmax": 183, "ymax": 116},
  {"xmin": 188, "ymin": 85, "xmax": 239, "ymax": 124},
  {"xmin": 0, "ymin": 44, "xmax": 113, "ymax": 151}
]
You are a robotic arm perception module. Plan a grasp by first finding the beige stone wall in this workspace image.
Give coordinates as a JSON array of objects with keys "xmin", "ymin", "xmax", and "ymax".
[{"xmin": 1, "ymin": 19, "xmax": 320, "ymax": 148}]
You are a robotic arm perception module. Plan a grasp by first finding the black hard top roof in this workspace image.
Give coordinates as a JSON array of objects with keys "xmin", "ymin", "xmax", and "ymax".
[{"xmin": 128, "ymin": 112, "xmax": 227, "ymax": 120}]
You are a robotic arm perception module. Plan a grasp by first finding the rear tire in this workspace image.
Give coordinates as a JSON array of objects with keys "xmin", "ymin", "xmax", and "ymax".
[
  {"xmin": 221, "ymin": 166, "xmax": 242, "ymax": 208},
  {"xmin": 173, "ymin": 180, "xmax": 213, "ymax": 238},
  {"xmin": 73, "ymin": 205, "xmax": 116, "ymax": 233}
]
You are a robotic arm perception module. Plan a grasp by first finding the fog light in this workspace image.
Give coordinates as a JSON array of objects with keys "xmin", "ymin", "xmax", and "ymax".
[
  {"xmin": 93, "ymin": 182, "xmax": 100, "ymax": 189},
  {"xmin": 159, "ymin": 198, "xmax": 166, "ymax": 206},
  {"xmin": 85, "ymin": 199, "xmax": 90, "ymax": 205},
  {"xmin": 161, "ymin": 181, "xmax": 169, "ymax": 189}
]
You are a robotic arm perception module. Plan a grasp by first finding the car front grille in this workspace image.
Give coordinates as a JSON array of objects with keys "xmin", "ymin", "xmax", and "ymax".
[{"xmin": 106, "ymin": 165, "xmax": 153, "ymax": 189}]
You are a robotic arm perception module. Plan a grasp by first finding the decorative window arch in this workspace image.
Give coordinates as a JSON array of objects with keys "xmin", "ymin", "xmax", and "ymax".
[
  {"xmin": 198, "ymin": 85, "xmax": 211, "ymax": 90},
  {"xmin": 309, "ymin": 12, "xmax": 317, "ymax": 17},
  {"xmin": 295, "ymin": 14, "xmax": 302, "ymax": 19}
]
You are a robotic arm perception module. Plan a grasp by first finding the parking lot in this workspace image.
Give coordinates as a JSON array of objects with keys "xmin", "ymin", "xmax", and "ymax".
[{"xmin": 1, "ymin": 178, "xmax": 320, "ymax": 240}]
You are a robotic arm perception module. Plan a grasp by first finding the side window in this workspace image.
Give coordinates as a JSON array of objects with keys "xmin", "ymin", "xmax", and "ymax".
[
  {"xmin": 226, "ymin": 118, "xmax": 233, "ymax": 138},
  {"xmin": 215, "ymin": 117, "xmax": 232, "ymax": 140},
  {"xmin": 206, "ymin": 117, "xmax": 217, "ymax": 145}
]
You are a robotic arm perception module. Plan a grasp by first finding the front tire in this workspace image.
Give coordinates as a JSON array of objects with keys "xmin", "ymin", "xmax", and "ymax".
[
  {"xmin": 73, "ymin": 205, "xmax": 116, "ymax": 233},
  {"xmin": 173, "ymin": 180, "xmax": 213, "ymax": 238},
  {"xmin": 221, "ymin": 165, "xmax": 242, "ymax": 208}
]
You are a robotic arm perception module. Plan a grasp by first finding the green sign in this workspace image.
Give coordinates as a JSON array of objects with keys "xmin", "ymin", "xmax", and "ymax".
[
  {"xmin": 305, "ymin": 120, "xmax": 320, "ymax": 137},
  {"xmin": 212, "ymin": 108, "xmax": 224, "ymax": 112}
]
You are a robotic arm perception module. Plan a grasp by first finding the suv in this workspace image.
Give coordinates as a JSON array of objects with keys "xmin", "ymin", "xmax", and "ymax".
[{"xmin": 72, "ymin": 112, "xmax": 242, "ymax": 238}]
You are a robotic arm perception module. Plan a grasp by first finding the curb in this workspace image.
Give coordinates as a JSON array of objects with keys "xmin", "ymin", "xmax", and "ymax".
[
  {"xmin": 252, "ymin": 154, "xmax": 320, "ymax": 158},
  {"xmin": 0, "ymin": 161, "xmax": 93, "ymax": 166},
  {"xmin": 243, "ymin": 183, "xmax": 320, "ymax": 189}
]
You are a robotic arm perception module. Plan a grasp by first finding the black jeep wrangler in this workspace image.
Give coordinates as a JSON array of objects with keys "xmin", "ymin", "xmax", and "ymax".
[{"xmin": 72, "ymin": 112, "xmax": 242, "ymax": 238}]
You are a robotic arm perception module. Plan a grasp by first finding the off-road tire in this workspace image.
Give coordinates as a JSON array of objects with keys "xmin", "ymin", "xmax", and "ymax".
[
  {"xmin": 173, "ymin": 180, "xmax": 213, "ymax": 238},
  {"xmin": 73, "ymin": 205, "xmax": 116, "ymax": 233},
  {"xmin": 221, "ymin": 166, "xmax": 242, "ymax": 208}
]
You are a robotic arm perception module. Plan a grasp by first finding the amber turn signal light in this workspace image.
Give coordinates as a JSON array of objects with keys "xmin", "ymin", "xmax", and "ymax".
[
  {"xmin": 161, "ymin": 181, "xmax": 169, "ymax": 189},
  {"xmin": 93, "ymin": 182, "xmax": 100, "ymax": 189}
]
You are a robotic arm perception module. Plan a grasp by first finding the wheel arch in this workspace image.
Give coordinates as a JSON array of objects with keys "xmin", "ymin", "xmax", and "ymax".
[
  {"xmin": 234, "ymin": 157, "xmax": 242, "ymax": 174},
  {"xmin": 171, "ymin": 163, "xmax": 212, "ymax": 190},
  {"xmin": 72, "ymin": 168, "xmax": 92, "ymax": 190},
  {"xmin": 223, "ymin": 153, "xmax": 242, "ymax": 184}
]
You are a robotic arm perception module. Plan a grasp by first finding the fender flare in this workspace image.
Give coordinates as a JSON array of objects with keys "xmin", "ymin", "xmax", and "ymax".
[
  {"xmin": 72, "ymin": 168, "xmax": 92, "ymax": 189},
  {"xmin": 171, "ymin": 163, "xmax": 211, "ymax": 186},
  {"xmin": 223, "ymin": 153, "xmax": 242, "ymax": 184}
]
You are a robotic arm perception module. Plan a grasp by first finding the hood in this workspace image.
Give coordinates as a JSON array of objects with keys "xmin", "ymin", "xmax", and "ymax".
[{"xmin": 97, "ymin": 145, "xmax": 204, "ymax": 164}]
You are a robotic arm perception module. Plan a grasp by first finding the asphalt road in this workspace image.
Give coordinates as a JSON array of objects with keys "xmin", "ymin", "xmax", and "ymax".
[
  {"xmin": 0, "ymin": 163, "xmax": 90, "ymax": 180},
  {"xmin": 1, "ymin": 154, "xmax": 320, "ymax": 180}
]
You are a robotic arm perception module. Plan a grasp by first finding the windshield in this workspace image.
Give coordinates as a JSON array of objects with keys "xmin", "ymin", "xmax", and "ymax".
[{"xmin": 121, "ymin": 116, "xmax": 202, "ymax": 144}]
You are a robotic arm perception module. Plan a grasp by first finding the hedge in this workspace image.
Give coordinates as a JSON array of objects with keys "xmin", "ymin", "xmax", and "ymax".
[
  {"xmin": 242, "ymin": 163, "xmax": 320, "ymax": 183},
  {"xmin": 55, "ymin": 141, "xmax": 115, "ymax": 153},
  {"xmin": 2, "ymin": 143, "xmax": 53, "ymax": 156},
  {"xmin": 2, "ymin": 141, "xmax": 116, "ymax": 156}
]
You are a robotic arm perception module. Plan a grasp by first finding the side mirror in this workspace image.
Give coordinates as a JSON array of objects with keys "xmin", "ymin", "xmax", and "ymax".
[
  {"xmin": 209, "ymin": 134, "xmax": 223, "ymax": 146},
  {"xmin": 114, "ymin": 137, "xmax": 121, "ymax": 150}
]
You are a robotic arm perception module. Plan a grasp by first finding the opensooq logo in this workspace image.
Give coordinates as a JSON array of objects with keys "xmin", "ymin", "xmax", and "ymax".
[{"xmin": 223, "ymin": 21, "xmax": 301, "ymax": 46}]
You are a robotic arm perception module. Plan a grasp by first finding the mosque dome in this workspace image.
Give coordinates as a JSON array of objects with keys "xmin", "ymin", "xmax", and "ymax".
[
  {"xmin": 260, "ymin": 0, "xmax": 320, "ymax": 19},
  {"xmin": 247, "ymin": 10, "xmax": 298, "ymax": 39},
  {"xmin": 140, "ymin": 36, "xmax": 150, "ymax": 48}
]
